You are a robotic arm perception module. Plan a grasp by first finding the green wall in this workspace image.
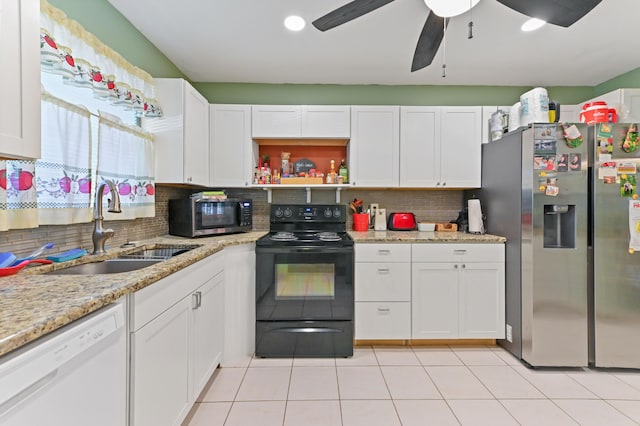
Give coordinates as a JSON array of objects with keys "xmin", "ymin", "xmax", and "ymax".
[{"xmin": 48, "ymin": 0, "xmax": 637, "ymax": 106}]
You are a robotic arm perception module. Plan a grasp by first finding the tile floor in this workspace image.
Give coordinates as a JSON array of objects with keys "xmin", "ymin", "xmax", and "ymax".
[{"xmin": 183, "ymin": 345, "xmax": 640, "ymax": 425}]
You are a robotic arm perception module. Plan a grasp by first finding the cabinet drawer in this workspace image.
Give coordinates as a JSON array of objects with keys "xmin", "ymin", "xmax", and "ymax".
[
  {"xmin": 355, "ymin": 302, "xmax": 411, "ymax": 339},
  {"xmin": 412, "ymin": 243, "xmax": 504, "ymax": 263},
  {"xmin": 356, "ymin": 243, "xmax": 411, "ymax": 262},
  {"xmin": 355, "ymin": 263, "xmax": 411, "ymax": 301}
]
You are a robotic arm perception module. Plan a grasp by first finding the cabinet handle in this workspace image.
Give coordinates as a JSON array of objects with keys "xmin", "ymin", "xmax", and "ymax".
[
  {"xmin": 377, "ymin": 249, "xmax": 391, "ymax": 255},
  {"xmin": 442, "ymin": 182, "xmax": 446, "ymax": 186},
  {"xmin": 453, "ymin": 249, "xmax": 467, "ymax": 255},
  {"xmin": 436, "ymin": 182, "xmax": 441, "ymax": 186},
  {"xmin": 454, "ymin": 264, "xmax": 458, "ymax": 269},
  {"xmin": 192, "ymin": 291, "xmax": 202, "ymax": 309},
  {"xmin": 377, "ymin": 268, "xmax": 390, "ymax": 273},
  {"xmin": 461, "ymin": 264, "xmax": 466, "ymax": 269},
  {"xmin": 377, "ymin": 307, "xmax": 391, "ymax": 312}
]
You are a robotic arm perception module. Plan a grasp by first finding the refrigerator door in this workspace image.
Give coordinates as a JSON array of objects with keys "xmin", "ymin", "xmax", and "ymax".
[
  {"xmin": 522, "ymin": 124, "xmax": 589, "ymax": 367},
  {"xmin": 593, "ymin": 123, "xmax": 640, "ymax": 368}
]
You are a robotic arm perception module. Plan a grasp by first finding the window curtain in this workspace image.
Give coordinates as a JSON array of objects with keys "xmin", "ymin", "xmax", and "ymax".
[
  {"xmin": 98, "ymin": 114, "xmax": 155, "ymax": 220},
  {"xmin": 0, "ymin": 161, "xmax": 38, "ymax": 232},
  {"xmin": 36, "ymin": 92, "xmax": 93, "ymax": 224}
]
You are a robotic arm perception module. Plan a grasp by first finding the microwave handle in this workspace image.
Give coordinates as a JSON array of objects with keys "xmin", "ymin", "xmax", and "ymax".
[{"xmin": 236, "ymin": 200, "xmax": 243, "ymax": 224}]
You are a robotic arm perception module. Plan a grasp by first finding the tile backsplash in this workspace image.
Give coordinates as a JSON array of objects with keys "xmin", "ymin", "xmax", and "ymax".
[{"xmin": 0, "ymin": 185, "xmax": 463, "ymax": 257}]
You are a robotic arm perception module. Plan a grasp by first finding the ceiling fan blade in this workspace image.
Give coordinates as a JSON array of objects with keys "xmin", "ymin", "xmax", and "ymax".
[
  {"xmin": 312, "ymin": 0, "xmax": 395, "ymax": 31},
  {"xmin": 496, "ymin": 0, "xmax": 602, "ymax": 27},
  {"xmin": 411, "ymin": 12, "xmax": 446, "ymax": 72}
]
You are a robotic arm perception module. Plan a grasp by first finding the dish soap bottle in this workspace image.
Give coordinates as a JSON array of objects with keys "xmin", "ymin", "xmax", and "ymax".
[{"xmin": 338, "ymin": 159, "xmax": 349, "ymax": 184}]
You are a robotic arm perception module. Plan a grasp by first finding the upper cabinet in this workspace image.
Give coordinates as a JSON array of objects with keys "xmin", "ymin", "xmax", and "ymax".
[
  {"xmin": 251, "ymin": 105, "xmax": 350, "ymax": 138},
  {"xmin": 0, "ymin": 0, "xmax": 40, "ymax": 159},
  {"xmin": 400, "ymin": 106, "xmax": 482, "ymax": 188},
  {"xmin": 143, "ymin": 79, "xmax": 210, "ymax": 186},
  {"xmin": 210, "ymin": 104, "xmax": 253, "ymax": 188},
  {"xmin": 350, "ymin": 106, "xmax": 400, "ymax": 187}
]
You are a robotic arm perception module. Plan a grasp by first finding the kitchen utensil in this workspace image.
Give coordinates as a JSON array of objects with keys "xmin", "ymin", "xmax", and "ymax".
[
  {"xmin": 0, "ymin": 259, "xmax": 53, "ymax": 277},
  {"xmin": 0, "ymin": 252, "xmax": 16, "ymax": 268},
  {"xmin": 387, "ymin": 212, "xmax": 417, "ymax": 231},
  {"xmin": 374, "ymin": 208, "xmax": 387, "ymax": 231},
  {"xmin": 580, "ymin": 101, "xmax": 618, "ymax": 124},
  {"xmin": 11, "ymin": 243, "xmax": 54, "ymax": 266},
  {"xmin": 46, "ymin": 248, "xmax": 87, "ymax": 263},
  {"xmin": 368, "ymin": 203, "xmax": 379, "ymax": 227},
  {"xmin": 352, "ymin": 213, "xmax": 369, "ymax": 231}
]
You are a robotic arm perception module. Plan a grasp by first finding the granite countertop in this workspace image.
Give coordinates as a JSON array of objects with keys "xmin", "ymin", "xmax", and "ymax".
[
  {"xmin": 348, "ymin": 230, "xmax": 506, "ymax": 243},
  {"xmin": 0, "ymin": 232, "xmax": 266, "ymax": 358}
]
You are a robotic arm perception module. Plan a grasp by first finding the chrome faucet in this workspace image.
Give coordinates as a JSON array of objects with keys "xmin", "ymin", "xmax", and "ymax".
[{"xmin": 92, "ymin": 180, "xmax": 122, "ymax": 254}]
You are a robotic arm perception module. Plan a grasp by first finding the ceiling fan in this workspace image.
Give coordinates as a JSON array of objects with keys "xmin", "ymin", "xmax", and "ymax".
[{"xmin": 312, "ymin": 0, "xmax": 603, "ymax": 72}]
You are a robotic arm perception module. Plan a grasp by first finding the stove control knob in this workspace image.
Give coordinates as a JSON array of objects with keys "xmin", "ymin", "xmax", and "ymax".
[
  {"xmin": 274, "ymin": 208, "xmax": 283, "ymax": 218},
  {"xmin": 324, "ymin": 208, "xmax": 332, "ymax": 218},
  {"xmin": 283, "ymin": 207, "xmax": 293, "ymax": 218},
  {"xmin": 333, "ymin": 208, "xmax": 342, "ymax": 218}
]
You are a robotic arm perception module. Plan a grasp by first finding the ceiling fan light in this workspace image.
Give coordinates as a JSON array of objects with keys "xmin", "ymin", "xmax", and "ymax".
[
  {"xmin": 521, "ymin": 18, "xmax": 546, "ymax": 32},
  {"xmin": 423, "ymin": 0, "xmax": 480, "ymax": 18},
  {"xmin": 284, "ymin": 15, "xmax": 306, "ymax": 31}
]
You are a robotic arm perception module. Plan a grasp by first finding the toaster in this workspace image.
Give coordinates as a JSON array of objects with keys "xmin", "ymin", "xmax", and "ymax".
[{"xmin": 387, "ymin": 212, "xmax": 417, "ymax": 231}]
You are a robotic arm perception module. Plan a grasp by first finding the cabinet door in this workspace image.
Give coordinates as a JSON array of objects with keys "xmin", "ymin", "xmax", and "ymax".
[
  {"xmin": 191, "ymin": 271, "xmax": 225, "ymax": 399},
  {"xmin": 412, "ymin": 263, "xmax": 458, "ymax": 339},
  {"xmin": 459, "ymin": 262, "xmax": 505, "ymax": 339},
  {"xmin": 210, "ymin": 104, "xmax": 252, "ymax": 187},
  {"xmin": 350, "ymin": 106, "xmax": 400, "ymax": 187},
  {"xmin": 301, "ymin": 106, "xmax": 350, "ymax": 138},
  {"xmin": 355, "ymin": 302, "xmax": 411, "ymax": 339},
  {"xmin": 440, "ymin": 107, "xmax": 482, "ymax": 188},
  {"xmin": 251, "ymin": 105, "xmax": 301, "ymax": 137},
  {"xmin": 559, "ymin": 104, "xmax": 581, "ymax": 123},
  {"xmin": 400, "ymin": 107, "xmax": 440, "ymax": 187},
  {"xmin": 0, "ymin": 0, "xmax": 40, "ymax": 159},
  {"xmin": 131, "ymin": 296, "xmax": 191, "ymax": 426},
  {"xmin": 183, "ymin": 82, "xmax": 210, "ymax": 185}
]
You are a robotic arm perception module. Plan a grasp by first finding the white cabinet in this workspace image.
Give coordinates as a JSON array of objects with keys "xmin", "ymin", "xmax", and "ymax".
[
  {"xmin": 350, "ymin": 106, "xmax": 400, "ymax": 187},
  {"xmin": 251, "ymin": 105, "xmax": 350, "ymax": 138},
  {"xmin": 355, "ymin": 243, "xmax": 411, "ymax": 339},
  {"xmin": 222, "ymin": 244, "xmax": 256, "ymax": 367},
  {"xmin": 559, "ymin": 104, "xmax": 581, "ymax": 122},
  {"xmin": 129, "ymin": 253, "xmax": 224, "ymax": 426},
  {"xmin": 400, "ymin": 107, "xmax": 482, "ymax": 188},
  {"xmin": 143, "ymin": 78, "xmax": 210, "ymax": 186},
  {"xmin": 411, "ymin": 244, "xmax": 505, "ymax": 340},
  {"xmin": 210, "ymin": 104, "xmax": 253, "ymax": 187},
  {"xmin": 0, "ymin": 0, "xmax": 40, "ymax": 159}
]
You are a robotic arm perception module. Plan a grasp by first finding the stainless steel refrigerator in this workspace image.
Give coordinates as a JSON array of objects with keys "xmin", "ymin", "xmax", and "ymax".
[{"xmin": 472, "ymin": 123, "xmax": 589, "ymax": 367}]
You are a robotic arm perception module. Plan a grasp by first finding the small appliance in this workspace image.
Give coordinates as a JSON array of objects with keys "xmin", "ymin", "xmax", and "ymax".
[
  {"xmin": 168, "ymin": 198, "xmax": 252, "ymax": 238},
  {"xmin": 387, "ymin": 212, "xmax": 417, "ymax": 230},
  {"xmin": 579, "ymin": 101, "xmax": 618, "ymax": 124}
]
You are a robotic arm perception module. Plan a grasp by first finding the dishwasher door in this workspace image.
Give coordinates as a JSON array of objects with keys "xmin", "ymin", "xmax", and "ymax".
[{"xmin": 0, "ymin": 303, "xmax": 127, "ymax": 426}]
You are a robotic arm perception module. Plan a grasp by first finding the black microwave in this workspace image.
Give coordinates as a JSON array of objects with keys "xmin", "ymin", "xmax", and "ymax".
[{"xmin": 168, "ymin": 198, "xmax": 252, "ymax": 238}]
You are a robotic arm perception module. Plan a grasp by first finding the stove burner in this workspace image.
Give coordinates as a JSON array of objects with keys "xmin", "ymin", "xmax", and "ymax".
[
  {"xmin": 270, "ymin": 232, "xmax": 298, "ymax": 241},
  {"xmin": 316, "ymin": 232, "xmax": 342, "ymax": 242}
]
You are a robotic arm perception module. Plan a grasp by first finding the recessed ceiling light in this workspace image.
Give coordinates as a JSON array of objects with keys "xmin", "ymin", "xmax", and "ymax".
[
  {"xmin": 521, "ymin": 18, "xmax": 546, "ymax": 32},
  {"xmin": 284, "ymin": 15, "xmax": 305, "ymax": 31}
]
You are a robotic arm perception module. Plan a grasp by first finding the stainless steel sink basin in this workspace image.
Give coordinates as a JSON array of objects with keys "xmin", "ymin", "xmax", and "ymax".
[
  {"xmin": 118, "ymin": 245, "xmax": 200, "ymax": 260},
  {"xmin": 46, "ymin": 259, "xmax": 162, "ymax": 275}
]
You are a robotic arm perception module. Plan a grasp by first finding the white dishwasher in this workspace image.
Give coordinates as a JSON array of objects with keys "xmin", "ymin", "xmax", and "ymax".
[{"xmin": 0, "ymin": 303, "xmax": 127, "ymax": 426}]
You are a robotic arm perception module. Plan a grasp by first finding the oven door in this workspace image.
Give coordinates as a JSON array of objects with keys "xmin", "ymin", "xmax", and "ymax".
[{"xmin": 256, "ymin": 246, "xmax": 354, "ymax": 321}]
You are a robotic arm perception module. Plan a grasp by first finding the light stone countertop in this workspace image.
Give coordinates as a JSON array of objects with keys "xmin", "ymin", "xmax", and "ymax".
[{"xmin": 0, "ymin": 229, "xmax": 505, "ymax": 358}]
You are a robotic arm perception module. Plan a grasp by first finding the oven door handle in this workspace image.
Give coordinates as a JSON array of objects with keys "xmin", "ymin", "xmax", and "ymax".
[
  {"xmin": 277, "ymin": 247, "xmax": 353, "ymax": 254},
  {"xmin": 274, "ymin": 327, "xmax": 343, "ymax": 334}
]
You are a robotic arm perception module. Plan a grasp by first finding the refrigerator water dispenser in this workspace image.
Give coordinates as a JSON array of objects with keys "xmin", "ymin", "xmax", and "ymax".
[{"xmin": 544, "ymin": 204, "xmax": 576, "ymax": 248}]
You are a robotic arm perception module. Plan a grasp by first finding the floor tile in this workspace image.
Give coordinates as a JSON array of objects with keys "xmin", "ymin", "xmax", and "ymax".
[
  {"xmin": 381, "ymin": 366, "xmax": 442, "ymax": 399},
  {"xmin": 336, "ymin": 346, "xmax": 378, "ymax": 366},
  {"xmin": 393, "ymin": 400, "xmax": 460, "ymax": 426},
  {"xmin": 614, "ymin": 372, "xmax": 640, "ymax": 391},
  {"xmin": 447, "ymin": 399, "xmax": 519, "ymax": 426},
  {"xmin": 337, "ymin": 366, "xmax": 391, "ymax": 399},
  {"xmin": 199, "ymin": 368, "xmax": 246, "ymax": 402},
  {"xmin": 566, "ymin": 370, "xmax": 640, "ymax": 400},
  {"xmin": 283, "ymin": 400, "xmax": 342, "ymax": 426},
  {"xmin": 341, "ymin": 400, "xmax": 401, "ymax": 426},
  {"xmin": 412, "ymin": 346, "xmax": 464, "ymax": 366},
  {"xmin": 224, "ymin": 401, "xmax": 286, "ymax": 426},
  {"xmin": 293, "ymin": 357, "xmax": 336, "ymax": 367},
  {"xmin": 553, "ymin": 399, "xmax": 638, "ymax": 426},
  {"xmin": 469, "ymin": 366, "xmax": 545, "ymax": 399},
  {"xmin": 235, "ymin": 367, "xmax": 291, "ymax": 401},
  {"xmin": 489, "ymin": 347, "xmax": 523, "ymax": 366},
  {"xmin": 511, "ymin": 364, "xmax": 597, "ymax": 399},
  {"xmin": 249, "ymin": 356, "xmax": 293, "ymax": 367},
  {"xmin": 451, "ymin": 346, "xmax": 507, "ymax": 366},
  {"xmin": 288, "ymin": 366, "xmax": 339, "ymax": 400},
  {"xmin": 500, "ymin": 399, "xmax": 579, "ymax": 425},
  {"xmin": 607, "ymin": 400, "xmax": 640, "ymax": 423},
  {"xmin": 426, "ymin": 366, "xmax": 494, "ymax": 399},
  {"xmin": 184, "ymin": 402, "xmax": 231, "ymax": 426},
  {"xmin": 373, "ymin": 346, "xmax": 421, "ymax": 365}
]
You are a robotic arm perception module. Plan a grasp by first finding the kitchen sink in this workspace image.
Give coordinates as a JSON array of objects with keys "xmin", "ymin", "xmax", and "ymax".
[
  {"xmin": 46, "ymin": 259, "xmax": 162, "ymax": 275},
  {"xmin": 118, "ymin": 244, "xmax": 201, "ymax": 260}
]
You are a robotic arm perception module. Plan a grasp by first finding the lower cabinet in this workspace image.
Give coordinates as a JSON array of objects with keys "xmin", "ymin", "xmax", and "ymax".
[{"xmin": 129, "ymin": 253, "xmax": 225, "ymax": 426}]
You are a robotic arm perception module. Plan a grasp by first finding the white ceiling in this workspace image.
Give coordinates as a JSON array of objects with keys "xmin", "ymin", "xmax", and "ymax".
[{"xmin": 107, "ymin": 0, "xmax": 640, "ymax": 86}]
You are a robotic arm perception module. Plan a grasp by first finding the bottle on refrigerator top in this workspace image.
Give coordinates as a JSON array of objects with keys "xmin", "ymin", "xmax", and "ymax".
[{"xmin": 339, "ymin": 159, "xmax": 349, "ymax": 183}]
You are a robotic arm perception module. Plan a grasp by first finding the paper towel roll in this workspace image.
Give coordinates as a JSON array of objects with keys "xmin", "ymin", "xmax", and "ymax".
[{"xmin": 468, "ymin": 199, "xmax": 484, "ymax": 234}]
